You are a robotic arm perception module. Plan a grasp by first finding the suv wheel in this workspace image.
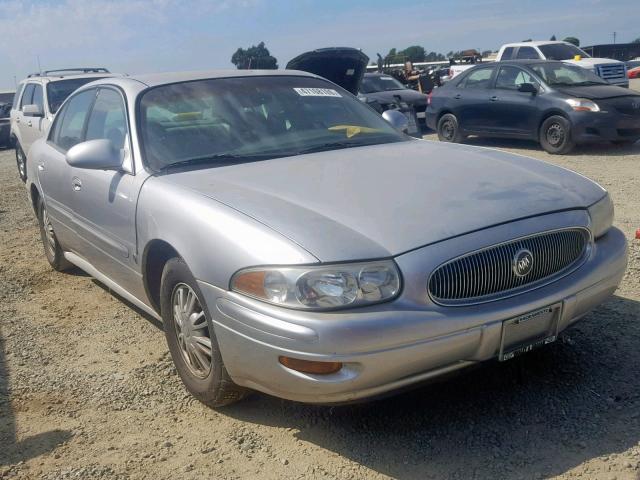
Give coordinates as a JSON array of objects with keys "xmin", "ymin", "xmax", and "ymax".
[
  {"xmin": 37, "ymin": 197, "xmax": 72, "ymax": 271},
  {"xmin": 540, "ymin": 116, "xmax": 575, "ymax": 154},
  {"xmin": 15, "ymin": 143, "xmax": 27, "ymax": 183},
  {"xmin": 160, "ymin": 257, "xmax": 248, "ymax": 407},
  {"xmin": 437, "ymin": 113, "xmax": 464, "ymax": 143}
]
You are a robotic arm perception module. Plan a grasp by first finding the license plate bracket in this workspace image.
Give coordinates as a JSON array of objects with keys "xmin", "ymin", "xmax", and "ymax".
[{"xmin": 499, "ymin": 303, "xmax": 562, "ymax": 361}]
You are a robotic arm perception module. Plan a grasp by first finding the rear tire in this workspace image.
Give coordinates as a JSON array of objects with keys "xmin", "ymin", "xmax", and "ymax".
[
  {"xmin": 160, "ymin": 257, "xmax": 248, "ymax": 407},
  {"xmin": 15, "ymin": 142, "xmax": 27, "ymax": 183},
  {"xmin": 37, "ymin": 197, "xmax": 72, "ymax": 271},
  {"xmin": 437, "ymin": 113, "xmax": 464, "ymax": 143},
  {"xmin": 539, "ymin": 116, "xmax": 575, "ymax": 154}
]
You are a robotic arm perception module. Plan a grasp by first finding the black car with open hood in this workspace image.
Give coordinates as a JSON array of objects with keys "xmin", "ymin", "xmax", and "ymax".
[{"xmin": 286, "ymin": 47, "xmax": 369, "ymax": 95}]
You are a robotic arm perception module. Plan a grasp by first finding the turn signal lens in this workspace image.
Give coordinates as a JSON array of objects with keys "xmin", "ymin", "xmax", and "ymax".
[{"xmin": 278, "ymin": 356, "xmax": 343, "ymax": 375}]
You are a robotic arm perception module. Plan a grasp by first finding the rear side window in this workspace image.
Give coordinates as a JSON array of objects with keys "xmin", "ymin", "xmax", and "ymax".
[
  {"xmin": 85, "ymin": 88, "xmax": 128, "ymax": 149},
  {"xmin": 501, "ymin": 47, "xmax": 515, "ymax": 60},
  {"xmin": 20, "ymin": 84, "xmax": 35, "ymax": 109},
  {"xmin": 51, "ymin": 89, "xmax": 96, "ymax": 151},
  {"xmin": 516, "ymin": 47, "xmax": 540, "ymax": 60},
  {"xmin": 32, "ymin": 84, "xmax": 44, "ymax": 111},
  {"xmin": 460, "ymin": 67, "xmax": 495, "ymax": 88}
]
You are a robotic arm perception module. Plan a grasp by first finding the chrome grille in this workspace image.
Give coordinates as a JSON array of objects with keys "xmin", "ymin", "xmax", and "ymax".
[
  {"xmin": 596, "ymin": 64, "xmax": 626, "ymax": 81},
  {"xmin": 428, "ymin": 229, "xmax": 590, "ymax": 305}
]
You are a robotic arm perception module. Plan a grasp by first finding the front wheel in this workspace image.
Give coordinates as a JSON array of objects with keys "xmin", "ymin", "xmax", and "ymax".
[
  {"xmin": 437, "ymin": 113, "xmax": 464, "ymax": 143},
  {"xmin": 15, "ymin": 142, "xmax": 27, "ymax": 183},
  {"xmin": 160, "ymin": 257, "xmax": 248, "ymax": 407},
  {"xmin": 539, "ymin": 116, "xmax": 575, "ymax": 154}
]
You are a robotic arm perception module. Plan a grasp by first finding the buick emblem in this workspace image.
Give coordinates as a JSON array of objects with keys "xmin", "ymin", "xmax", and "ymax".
[{"xmin": 513, "ymin": 249, "xmax": 534, "ymax": 277}]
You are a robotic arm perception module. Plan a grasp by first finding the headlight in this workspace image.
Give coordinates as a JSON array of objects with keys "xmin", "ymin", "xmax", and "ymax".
[
  {"xmin": 231, "ymin": 260, "xmax": 401, "ymax": 310},
  {"xmin": 565, "ymin": 98, "xmax": 600, "ymax": 112},
  {"xmin": 588, "ymin": 193, "xmax": 614, "ymax": 239}
]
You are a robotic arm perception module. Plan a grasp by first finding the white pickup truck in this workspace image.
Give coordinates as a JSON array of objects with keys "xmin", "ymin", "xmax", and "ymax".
[{"xmin": 449, "ymin": 41, "xmax": 628, "ymax": 87}]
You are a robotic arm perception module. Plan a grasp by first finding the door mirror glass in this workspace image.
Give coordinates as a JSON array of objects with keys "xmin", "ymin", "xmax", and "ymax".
[
  {"xmin": 66, "ymin": 139, "xmax": 123, "ymax": 170},
  {"xmin": 518, "ymin": 82, "xmax": 538, "ymax": 94},
  {"xmin": 22, "ymin": 104, "xmax": 44, "ymax": 117},
  {"xmin": 382, "ymin": 109, "xmax": 409, "ymax": 133}
]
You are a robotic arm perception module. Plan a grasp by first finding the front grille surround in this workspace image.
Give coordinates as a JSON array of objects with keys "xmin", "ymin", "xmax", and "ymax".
[
  {"xmin": 428, "ymin": 228, "xmax": 592, "ymax": 306},
  {"xmin": 596, "ymin": 64, "xmax": 626, "ymax": 81}
]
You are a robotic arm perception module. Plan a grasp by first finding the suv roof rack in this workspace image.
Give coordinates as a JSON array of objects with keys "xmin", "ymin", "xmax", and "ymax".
[{"xmin": 27, "ymin": 67, "xmax": 110, "ymax": 78}]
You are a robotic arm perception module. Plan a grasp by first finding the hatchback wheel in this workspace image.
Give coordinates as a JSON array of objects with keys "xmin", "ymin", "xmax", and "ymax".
[
  {"xmin": 37, "ymin": 197, "xmax": 72, "ymax": 271},
  {"xmin": 540, "ymin": 116, "xmax": 575, "ymax": 154},
  {"xmin": 15, "ymin": 143, "xmax": 27, "ymax": 183},
  {"xmin": 160, "ymin": 257, "xmax": 248, "ymax": 407},
  {"xmin": 437, "ymin": 113, "xmax": 464, "ymax": 143}
]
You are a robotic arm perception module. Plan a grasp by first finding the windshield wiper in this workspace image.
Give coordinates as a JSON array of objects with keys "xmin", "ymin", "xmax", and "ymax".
[
  {"xmin": 292, "ymin": 141, "xmax": 378, "ymax": 156},
  {"xmin": 159, "ymin": 153, "xmax": 275, "ymax": 171},
  {"xmin": 571, "ymin": 81, "xmax": 607, "ymax": 86}
]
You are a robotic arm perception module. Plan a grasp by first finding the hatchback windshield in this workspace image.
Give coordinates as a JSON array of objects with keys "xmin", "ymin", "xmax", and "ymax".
[
  {"xmin": 139, "ymin": 76, "xmax": 407, "ymax": 171},
  {"xmin": 47, "ymin": 77, "xmax": 105, "ymax": 113},
  {"xmin": 360, "ymin": 75, "xmax": 406, "ymax": 93},
  {"xmin": 531, "ymin": 63, "xmax": 607, "ymax": 86},
  {"xmin": 538, "ymin": 43, "xmax": 590, "ymax": 61}
]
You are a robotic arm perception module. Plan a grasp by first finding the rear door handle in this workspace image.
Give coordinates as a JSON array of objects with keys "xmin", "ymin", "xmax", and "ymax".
[
  {"xmin": 38, "ymin": 163, "xmax": 44, "ymax": 171},
  {"xmin": 27, "ymin": 120, "xmax": 32, "ymax": 127},
  {"xmin": 454, "ymin": 94, "xmax": 462, "ymax": 100},
  {"xmin": 72, "ymin": 178, "xmax": 82, "ymax": 191},
  {"xmin": 490, "ymin": 96, "xmax": 499, "ymax": 102}
]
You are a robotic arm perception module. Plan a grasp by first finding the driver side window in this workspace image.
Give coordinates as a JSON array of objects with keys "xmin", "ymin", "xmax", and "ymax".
[
  {"xmin": 85, "ymin": 88, "xmax": 129, "ymax": 150},
  {"xmin": 495, "ymin": 67, "xmax": 538, "ymax": 90}
]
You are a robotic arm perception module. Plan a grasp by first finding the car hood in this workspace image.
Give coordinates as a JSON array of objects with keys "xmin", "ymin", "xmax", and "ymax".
[
  {"xmin": 161, "ymin": 141, "xmax": 605, "ymax": 262},
  {"xmin": 555, "ymin": 84, "xmax": 640, "ymax": 100},
  {"xmin": 563, "ymin": 58, "xmax": 624, "ymax": 67},
  {"xmin": 359, "ymin": 89, "xmax": 428, "ymax": 106},
  {"xmin": 286, "ymin": 48, "xmax": 369, "ymax": 95}
]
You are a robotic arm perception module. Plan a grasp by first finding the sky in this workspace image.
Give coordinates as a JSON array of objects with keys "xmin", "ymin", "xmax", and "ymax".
[{"xmin": 0, "ymin": 0, "xmax": 638, "ymax": 90}]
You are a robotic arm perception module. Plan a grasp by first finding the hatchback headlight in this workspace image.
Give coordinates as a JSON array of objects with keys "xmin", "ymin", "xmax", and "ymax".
[
  {"xmin": 588, "ymin": 193, "xmax": 614, "ymax": 239},
  {"xmin": 565, "ymin": 98, "xmax": 600, "ymax": 112},
  {"xmin": 231, "ymin": 260, "xmax": 401, "ymax": 310}
]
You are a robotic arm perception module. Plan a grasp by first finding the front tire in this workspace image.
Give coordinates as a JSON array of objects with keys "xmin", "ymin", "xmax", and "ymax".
[
  {"xmin": 37, "ymin": 197, "xmax": 72, "ymax": 271},
  {"xmin": 160, "ymin": 257, "xmax": 248, "ymax": 407},
  {"xmin": 15, "ymin": 142, "xmax": 27, "ymax": 183},
  {"xmin": 539, "ymin": 116, "xmax": 575, "ymax": 154},
  {"xmin": 437, "ymin": 113, "xmax": 464, "ymax": 143}
]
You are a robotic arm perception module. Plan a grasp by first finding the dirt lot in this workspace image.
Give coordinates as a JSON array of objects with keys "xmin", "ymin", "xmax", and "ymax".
[{"xmin": 1, "ymin": 138, "xmax": 639, "ymax": 480}]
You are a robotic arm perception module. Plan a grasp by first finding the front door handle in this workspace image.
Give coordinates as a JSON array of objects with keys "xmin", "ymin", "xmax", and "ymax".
[
  {"xmin": 490, "ymin": 96, "xmax": 499, "ymax": 102},
  {"xmin": 38, "ymin": 163, "xmax": 44, "ymax": 171},
  {"xmin": 454, "ymin": 94, "xmax": 462, "ymax": 100},
  {"xmin": 27, "ymin": 120, "xmax": 32, "ymax": 127},
  {"xmin": 72, "ymin": 178, "xmax": 82, "ymax": 191}
]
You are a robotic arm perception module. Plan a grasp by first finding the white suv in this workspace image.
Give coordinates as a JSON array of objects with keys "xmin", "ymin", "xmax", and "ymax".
[{"xmin": 10, "ymin": 68, "xmax": 116, "ymax": 182}]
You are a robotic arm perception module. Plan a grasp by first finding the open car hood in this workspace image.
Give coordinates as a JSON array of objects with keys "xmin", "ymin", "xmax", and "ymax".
[{"xmin": 286, "ymin": 47, "xmax": 369, "ymax": 95}]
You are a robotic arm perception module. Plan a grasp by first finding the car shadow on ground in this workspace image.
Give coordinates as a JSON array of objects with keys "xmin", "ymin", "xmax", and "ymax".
[
  {"xmin": 0, "ymin": 325, "xmax": 72, "ymax": 467},
  {"xmin": 422, "ymin": 132, "xmax": 640, "ymax": 157},
  {"xmin": 222, "ymin": 295, "xmax": 640, "ymax": 479}
]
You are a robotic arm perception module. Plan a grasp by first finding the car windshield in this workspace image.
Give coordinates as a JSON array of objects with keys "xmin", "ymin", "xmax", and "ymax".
[
  {"xmin": 47, "ymin": 77, "xmax": 105, "ymax": 113},
  {"xmin": 360, "ymin": 75, "xmax": 406, "ymax": 93},
  {"xmin": 139, "ymin": 75, "xmax": 408, "ymax": 172},
  {"xmin": 531, "ymin": 63, "xmax": 607, "ymax": 86},
  {"xmin": 538, "ymin": 43, "xmax": 590, "ymax": 60}
]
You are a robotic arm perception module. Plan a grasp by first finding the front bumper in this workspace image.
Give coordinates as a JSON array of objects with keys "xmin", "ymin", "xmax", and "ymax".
[
  {"xmin": 571, "ymin": 110, "xmax": 640, "ymax": 143},
  {"xmin": 198, "ymin": 215, "xmax": 627, "ymax": 404}
]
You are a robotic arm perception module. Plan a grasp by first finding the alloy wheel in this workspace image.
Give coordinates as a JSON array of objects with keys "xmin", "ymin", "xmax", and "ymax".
[
  {"xmin": 171, "ymin": 283, "xmax": 212, "ymax": 379},
  {"xmin": 42, "ymin": 206, "xmax": 56, "ymax": 258},
  {"xmin": 16, "ymin": 149, "xmax": 26, "ymax": 179}
]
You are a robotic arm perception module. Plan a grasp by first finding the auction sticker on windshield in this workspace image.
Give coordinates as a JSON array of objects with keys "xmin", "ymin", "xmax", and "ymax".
[{"xmin": 294, "ymin": 88, "xmax": 342, "ymax": 97}]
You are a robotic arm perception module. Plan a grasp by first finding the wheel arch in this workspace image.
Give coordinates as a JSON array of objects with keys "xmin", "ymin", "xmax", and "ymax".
[{"xmin": 141, "ymin": 239, "xmax": 182, "ymax": 314}]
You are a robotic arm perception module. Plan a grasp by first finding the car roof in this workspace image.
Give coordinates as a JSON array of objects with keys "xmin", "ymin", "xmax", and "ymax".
[
  {"xmin": 501, "ymin": 41, "xmax": 573, "ymax": 48},
  {"xmin": 124, "ymin": 69, "xmax": 318, "ymax": 87},
  {"xmin": 364, "ymin": 72, "xmax": 394, "ymax": 77}
]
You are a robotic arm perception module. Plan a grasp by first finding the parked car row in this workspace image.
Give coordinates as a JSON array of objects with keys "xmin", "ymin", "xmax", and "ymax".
[
  {"xmin": 427, "ymin": 59, "xmax": 640, "ymax": 154},
  {"xmin": 21, "ymin": 67, "xmax": 627, "ymax": 407}
]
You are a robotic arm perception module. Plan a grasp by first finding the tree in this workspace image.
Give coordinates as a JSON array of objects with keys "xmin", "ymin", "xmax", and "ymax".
[
  {"xmin": 231, "ymin": 42, "xmax": 278, "ymax": 70},
  {"xmin": 632, "ymin": 37, "xmax": 640, "ymax": 43},
  {"xmin": 563, "ymin": 36, "xmax": 580, "ymax": 46},
  {"xmin": 399, "ymin": 45, "xmax": 426, "ymax": 63},
  {"xmin": 550, "ymin": 35, "xmax": 557, "ymax": 41}
]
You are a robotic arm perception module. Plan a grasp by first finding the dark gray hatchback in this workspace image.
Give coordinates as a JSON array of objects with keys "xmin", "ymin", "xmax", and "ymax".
[{"xmin": 426, "ymin": 60, "xmax": 640, "ymax": 154}]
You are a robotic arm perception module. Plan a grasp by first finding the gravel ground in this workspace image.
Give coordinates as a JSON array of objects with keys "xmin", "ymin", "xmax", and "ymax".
[{"xmin": 1, "ymin": 137, "xmax": 639, "ymax": 480}]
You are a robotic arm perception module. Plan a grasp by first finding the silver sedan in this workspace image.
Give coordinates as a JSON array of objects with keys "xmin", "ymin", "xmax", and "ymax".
[{"xmin": 26, "ymin": 70, "xmax": 627, "ymax": 406}]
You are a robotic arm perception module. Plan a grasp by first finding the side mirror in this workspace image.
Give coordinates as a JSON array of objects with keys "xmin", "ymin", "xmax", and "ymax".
[
  {"xmin": 66, "ymin": 139, "xmax": 123, "ymax": 170},
  {"xmin": 23, "ymin": 104, "xmax": 44, "ymax": 117},
  {"xmin": 518, "ymin": 82, "xmax": 538, "ymax": 94},
  {"xmin": 382, "ymin": 109, "xmax": 409, "ymax": 134}
]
